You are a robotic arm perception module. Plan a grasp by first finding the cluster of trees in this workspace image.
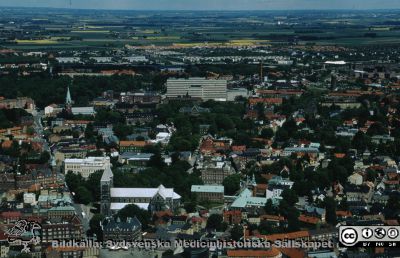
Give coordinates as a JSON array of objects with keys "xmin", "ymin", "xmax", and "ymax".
[
  {"xmin": 262, "ymin": 189, "xmax": 299, "ymax": 232},
  {"xmin": 222, "ymin": 174, "xmax": 241, "ymax": 195},
  {"xmin": 88, "ymin": 204, "xmax": 151, "ymax": 241},
  {"xmin": 291, "ymin": 156, "xmax": 354, "ymax": 196},
  {"xmin": 112, "ymin": 158, "xmax": 202, "ymax": 204},
  {"xmin": 65, "ymin": 170, "xmax": 103, "ymax": 205},
  {"xmin": 206, "ymin": 214, "xmax": 227, "ymax": 231},
  {"xmin": 95, "ymin": 108, "xmax": 125, "ymax": 125},
  {"xmin": 157, "ymin": 100, "xmax": 259, "ymax": 151},
  {"xmin": 117, "ymin": 204, "xmax": 151, "ymax": 229},
  {"xmin": 205, "ymin": 213, "xmax": 243, "ymax": 240},
  {"xmin": 88, "ymin": 213, "xmax": 105, "ymax": 240},
  {"xmin": 0, "ymin": 108, "xmax": 32, "ymax": 129},
  {"xmin": 0, "ymin": 74, "xmax": 164, "ymax": 108}
]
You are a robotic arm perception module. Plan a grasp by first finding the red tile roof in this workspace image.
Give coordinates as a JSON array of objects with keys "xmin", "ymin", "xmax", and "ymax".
[
  {"xmin": 336, "ymin": 211, "xmax": 352, "ymax": 217},
  {"xmin": 255, "ymin": 184, "xmax": 268, "ymax": 190},
  {"xmin": 385, "ymin": 220, "xmax": 399, "ymax": 226},
  {"xmin": 298, "ymin": 215, "xmax": 320, "ymax": 225},
  {"xmin": 258, "ymin": 231, "xmax": 310, "ymax": 241},
  {"xmin": 1, "ymin": 211, "xmax": 22, "ymax": 219},
  {"xmin": 384, "ymin": 180, "xmax": 399, "ymax": 185},
  {"xmin": 261, "ymin": 173, "xmax": 276, "ymax": 181},
  {"xmin": 334, "ymin": 153, "xmax": 346, "ymax": 159},
  {"xmin": 248, "ymin": 98, "xmax": 283, "ymax": 106},
  {"xmin": 278, "ymin": 248, "xmax": 306, "ymax": 258},
  {"xmin": 119, "ymin": 141, "xmax": 148, "ymax": 147},
  {"xmin": 1, "ymin": 140, "xmax": 13, "ymax": 149},
  {"xmin": 260, "ymin": 214, "xmax": 285, "ymax": 221},
  {"xmin": 0, "ymin": 229, "xmax": 7, "ymax": 241},
  {"xmin": 154, "ymin": 210, "xmax": 173, "ymax": 218},
  {"xmin": 224, "ymin": 210, "xmax": 242, "ymax": 216},
  {"xmin": 232, "ymin": 145, "xmax": 247, "ymax": 152}
]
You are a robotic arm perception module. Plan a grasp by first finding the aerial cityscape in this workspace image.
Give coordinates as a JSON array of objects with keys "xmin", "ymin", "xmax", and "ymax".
[{"xmin": 1, "ymin": 1, "xmax": 400, "ymax": 258}]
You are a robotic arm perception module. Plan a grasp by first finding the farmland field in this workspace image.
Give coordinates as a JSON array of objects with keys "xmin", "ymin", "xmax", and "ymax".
[{"xmin": 2, "ymin": 9, "xmax": 400, "ymax": 51}]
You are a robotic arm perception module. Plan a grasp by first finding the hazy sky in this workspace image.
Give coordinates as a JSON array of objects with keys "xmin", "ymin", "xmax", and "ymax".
[{"xmin": 0, "ymin": 0, "xmax": 399, "ymax": 10}]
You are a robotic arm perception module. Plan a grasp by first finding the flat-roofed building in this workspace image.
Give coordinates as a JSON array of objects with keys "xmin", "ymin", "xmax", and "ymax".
[
  {"xmin": 166, "ymin": 77, "xmax": 227, "ymax": 101},
  {"xmin": 54, "ymin": 148, "xmax": 87, "ymax": 167},
  {"xmin": 71, "ymin": 107, "xmax": 96, "ymax": 116},
  {"xmin": 191, "ymin": 185, "xmax": 224, "ymax": 202},
  {"xmin": 119, "ymin": 152, "xmax": 153, "ymax": 172},
  {"xmin": 64, "ymin": 156, "xmax": 110, "ymax": 179},
  {"xmin": 227, "ymin": 88, "xmax": 249, "ymax": 101},
  {"xmin": 120, "ymin": 91, "xmax": 160, "ymax": 104}
]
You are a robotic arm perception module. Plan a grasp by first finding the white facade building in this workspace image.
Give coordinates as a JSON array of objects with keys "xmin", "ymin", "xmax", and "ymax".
[
  {"xmin": 64, "ymin": 156, "xmax": 111, "ymax": 179},
  {"xmin": 166, "ymin": 77, "xmax": 227, "ymax": 101},
  {"xmin": 227, "ymin": 88, "xmax": 249, "ymax": 101},
  {"xmin": 44, "ymin": 104, "xmax": 62, "ymax": 116},
  {"xmin": 23, "ymin": 193, "xmax": 36, "ymax": 205}
]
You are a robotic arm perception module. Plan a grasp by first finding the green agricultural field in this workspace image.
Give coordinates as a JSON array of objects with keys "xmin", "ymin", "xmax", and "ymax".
[{"xmin": 2, "ymin": 9, "xmax": 400, "ymax": 51}]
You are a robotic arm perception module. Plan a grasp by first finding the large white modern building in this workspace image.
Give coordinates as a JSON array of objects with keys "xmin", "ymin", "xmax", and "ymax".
[
  {"xmin": 166, "ymin": 77, "xmax": 227, "ymax": 101},
  {"xmin": 64, "ymin": 156, "xmax": 111, "ymax": 179}
]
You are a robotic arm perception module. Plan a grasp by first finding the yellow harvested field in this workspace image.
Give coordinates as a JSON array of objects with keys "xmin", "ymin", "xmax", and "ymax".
[
  {"xmin": 71, "ymin": 30, "xmax": 110, "ymax": 33},
  {"xmin": 172, "ymin": 43, "xmax": 220, "ymax": 47},
  {"xmin": 140, "ymin": 29, "xmax": 157, "ymax": 34},
  {"xmin": 172, "ymin": 40, "xmax": 270, "ymax": 48},
  {"xmin": 229, "ymin": 39, "xmax": 270, "ymax": 44},
  {"xmin": 146, "ymin": 36, "xmax": 181, "ymax": 40},
  {"xmin": 86, "ymin": 26, "xmax": 105, "ymax": 29},
  {"xmin": 15, "ymin": 39, "xmax": 58, "ymax": 44},
  {"xmin": 371, "ymin": 27, "xmax": 390, "ymax": 31},
  {"xmin": 51, "ymin": 37, "xmax": 71, "ymax": 40}
]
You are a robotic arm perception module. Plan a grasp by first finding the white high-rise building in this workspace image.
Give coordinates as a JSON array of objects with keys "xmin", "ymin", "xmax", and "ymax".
[
  {"xmin": 166, "ymin": 77, "xmax": 227, "ymax": 101},
  {"xmin": 64, "ymin": 156, "xmax": 111, "ymax": 179}
]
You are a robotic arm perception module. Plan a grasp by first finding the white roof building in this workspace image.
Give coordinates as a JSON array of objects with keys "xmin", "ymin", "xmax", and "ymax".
[
  {"xmin": 110, "ymin": 184, "xmax": 181, "ymax": 212},
  {"xmin": 71, "ymin": 107, "xmax": 96, "ymax": 116},
  {"xmin": 110, "ymin": 186, "xmax": 180, "ymax": 199},
  {"xmin": 325, "ymin": 60, "xmax": 346, "ymax": 65},
  {"xmin": 191, "ymin": 185, "xmax": 224, "ymax": 194},
  {"xmin": 56, "ymin": 57, "xmax": 82, "ymax": 64},
  {"xmin": 231, "ymin": 188, "xmax": 267, "ymax": 208}
]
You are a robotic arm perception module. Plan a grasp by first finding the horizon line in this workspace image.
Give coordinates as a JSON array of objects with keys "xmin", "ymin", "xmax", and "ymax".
[{"xmin": 0, "ymin": 6, "xmax": 400, "ymax": 12}]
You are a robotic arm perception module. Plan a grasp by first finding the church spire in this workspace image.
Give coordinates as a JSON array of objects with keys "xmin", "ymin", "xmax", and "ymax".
[
  {"xmin": 66, "ymin": 86, "xmax": 72, "ymax": 105},
  {"xmin": 65, "ymin": 80, "xmax": 73, "ymax": 114},
  {"xmin": 251, "ymin": 173, "xmax": 257, "ymax": 186}
]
